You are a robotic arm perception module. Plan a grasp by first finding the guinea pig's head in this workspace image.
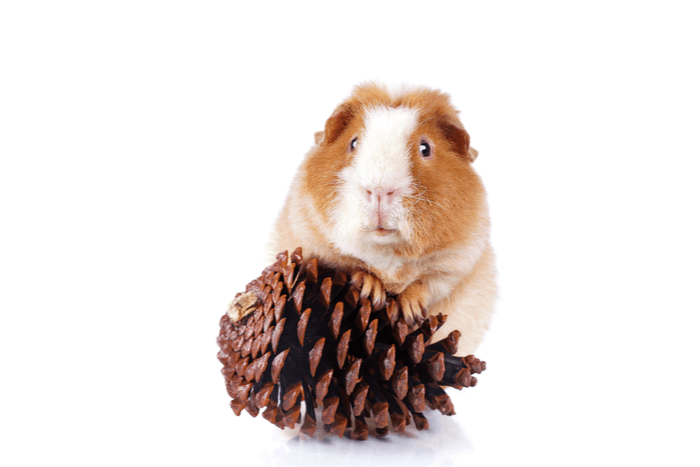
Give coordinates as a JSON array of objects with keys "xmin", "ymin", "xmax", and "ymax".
[{"xmin": 300, "ymin": 83, "xmax": 486, "ymax": 262}]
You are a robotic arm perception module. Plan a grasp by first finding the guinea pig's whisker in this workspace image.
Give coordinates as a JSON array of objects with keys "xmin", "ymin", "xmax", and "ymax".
[{"xmin": 405, "ymin": 186, "xmax": 436, "ymax": 207}]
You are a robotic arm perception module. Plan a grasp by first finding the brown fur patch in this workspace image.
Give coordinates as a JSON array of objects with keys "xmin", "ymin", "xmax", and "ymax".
[{"xmin": 322, "ymin": 104, "xmax": 355, "ymax": 145}]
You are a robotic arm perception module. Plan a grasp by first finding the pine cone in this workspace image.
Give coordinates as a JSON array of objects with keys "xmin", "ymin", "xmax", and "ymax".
[{"xmin": 216, "ymin": 248, "xmax": 486, "ymax": 440}]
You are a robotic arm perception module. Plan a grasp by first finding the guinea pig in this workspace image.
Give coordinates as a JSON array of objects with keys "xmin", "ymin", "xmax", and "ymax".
[{"xmin": 267, "ymin": 82, "xmax": 497, "ymax": 356}]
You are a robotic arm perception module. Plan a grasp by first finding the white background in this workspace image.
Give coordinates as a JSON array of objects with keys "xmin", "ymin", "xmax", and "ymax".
[{"xmin": 1, "ymin": 1, "xmax": 699, "ymax": 466}]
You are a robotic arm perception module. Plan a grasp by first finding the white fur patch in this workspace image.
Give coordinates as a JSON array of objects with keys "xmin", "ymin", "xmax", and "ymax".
[
  {"xmin": 353, "ymin": 107, "xmax": 417, "ymax": 190},
  {"xmin": 330, "ymin": 106, "xmax": 419, "ymax": 266}
]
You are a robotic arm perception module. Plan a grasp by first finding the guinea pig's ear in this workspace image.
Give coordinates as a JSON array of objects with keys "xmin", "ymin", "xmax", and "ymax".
[
  {"xmin": 317, "ymin": 104, "xmax": 355, "ymax": 146},
  {"xmin": 437, "ymin": 117, "xmax": 476, "ymax": 162}
]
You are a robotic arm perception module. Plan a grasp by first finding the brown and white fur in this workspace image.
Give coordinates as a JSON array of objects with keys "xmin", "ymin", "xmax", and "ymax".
[{"xmin": 268, "ymin": 83, "xmax": 497, "ymax": 356}]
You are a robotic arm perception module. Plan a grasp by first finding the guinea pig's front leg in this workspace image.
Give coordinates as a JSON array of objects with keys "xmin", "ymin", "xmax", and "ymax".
[
  {"xmin": 397, "ymin": 281, "xmax": 429, "ymax": 326},
  {"xmin": 351, "ymin": 270, "xmax": 386, "ymax": 310}
]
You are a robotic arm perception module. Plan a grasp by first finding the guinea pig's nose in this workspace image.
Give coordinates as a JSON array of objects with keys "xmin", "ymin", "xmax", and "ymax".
[{"xmin": 365, "ymin": 187, "xmax": 398, "ymax": 205}]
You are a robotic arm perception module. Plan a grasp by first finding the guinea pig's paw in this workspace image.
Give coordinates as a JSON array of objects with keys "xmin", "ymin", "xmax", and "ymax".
[
  {"xmin": 398, "ymin": 282, "xmax": 429, "ymax": 326},
  {"xmin": 351, "ymin": 270, "xmax": 386, "ymax": 310}
]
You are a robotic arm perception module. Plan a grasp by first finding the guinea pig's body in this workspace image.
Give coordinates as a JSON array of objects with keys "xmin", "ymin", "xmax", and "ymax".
[{"xmin": 268, "ymin": 83, "xmax": 497, "ymax": 356}]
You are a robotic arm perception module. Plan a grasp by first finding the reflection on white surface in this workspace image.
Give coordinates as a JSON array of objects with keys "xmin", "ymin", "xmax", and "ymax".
[{"xmin": 250, "ymin": 410, "xmax": 472, "ymax": 467}]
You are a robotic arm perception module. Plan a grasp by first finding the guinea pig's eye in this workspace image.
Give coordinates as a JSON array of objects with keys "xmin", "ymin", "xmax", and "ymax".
[
  {"xmin": 420, "ymin": 141, "xmax": 431, "ymax": 158},
  {"xmin": 350, "ymin": 138, "xmax": 359, "ymax": 151}
]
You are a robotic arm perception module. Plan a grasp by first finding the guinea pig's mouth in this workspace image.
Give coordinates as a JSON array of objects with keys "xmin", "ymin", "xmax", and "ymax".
[
  {"xmin": 372, "ymin": 228, "xmax": 397, "ymax": 237},
  {"xmin": 359, "ymin": 223, "xmax": 399, "ymax": 238}
]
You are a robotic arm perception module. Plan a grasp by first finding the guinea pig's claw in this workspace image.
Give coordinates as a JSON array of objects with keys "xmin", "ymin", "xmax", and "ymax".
[
  {"xmin": 351, "ymin": 271, "xmax": 386, "ymax": 310},
  {"xmin": 398, "ymin": 294, "xmax": 427, "ymax": 328},
  {"xmin": 372, "ymin": 287, "xmax": 387, "ymax": 310}
]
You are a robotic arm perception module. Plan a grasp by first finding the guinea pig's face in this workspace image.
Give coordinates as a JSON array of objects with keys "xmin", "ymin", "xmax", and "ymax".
[
  {"xmin": 303, "ymin": 85, "xmax": 483, "ymax": 261},
  {"xmin": 334, "ymin": 106, "xmax": 419, "ymax": 247}
]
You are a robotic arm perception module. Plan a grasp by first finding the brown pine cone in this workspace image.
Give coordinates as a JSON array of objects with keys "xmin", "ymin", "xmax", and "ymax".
[{"xmin": 217, "ymin": 248, "xmax": 486, "ymax": 439}]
